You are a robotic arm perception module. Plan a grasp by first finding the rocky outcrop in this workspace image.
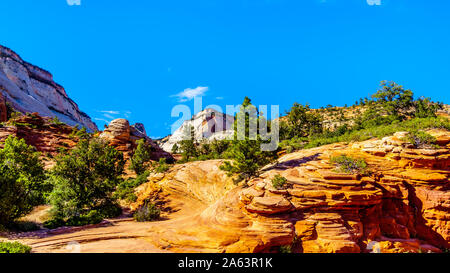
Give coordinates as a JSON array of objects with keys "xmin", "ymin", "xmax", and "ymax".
[
  {"xmin": 160, "ymin": 108, "xmax": 234, "ymax": 152},
  {"xmin": 100, "ymin": 118, "xmax": 173, "ymax": 162},
  {"xmin": 0, "ymin": 91, "xmax": 7, "ymax": 122},
  {"xmin": 0, "ymin": 45, "xmax": 97, "ymax": 132},
  {"xmin": 136, "ymin": 129, "xmax": 450, "ymax": 253},
  {"xmin": 0, "ymin": 112, "xmax": 78, "ymax": 170}
]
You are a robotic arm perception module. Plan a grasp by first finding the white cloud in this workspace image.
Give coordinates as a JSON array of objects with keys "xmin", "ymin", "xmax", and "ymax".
[
  {"xmin": 94, "ymin": 118, "xmax": 110, "ymax": 123},
  {"xmin": 103, "ymin": 113, "xmax": 115, "ymax": 119},
  {"xmin": 95, "ymin": 110, "xmax": 132, "ymax": 123},
  {"xmin": 171, "ymin": 86, "xmax": 208, "ymax": 102},
  {"xmin": 216, "ymin": 96, "xmax": 224, "ymax": 100},
  {"xmin": 100, "ymin": 110, "xmax": 120, "ymax": 115}
]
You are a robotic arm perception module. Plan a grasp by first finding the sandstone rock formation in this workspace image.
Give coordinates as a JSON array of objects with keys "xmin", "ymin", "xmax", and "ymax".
[
  {"xmin": 0, "ymin": 112, "xmax": 78, "ymax": 171},
  {"xmin": 100, "ymin": 118, "xmax": 173, "ymax": 162},
  {"xmin": 0, "ymin": 91, "xmax": 7, "ymax": 122},
  {"xmin": 159, "ymin": 108, "xmax": 234, "ymax": 152},
  {"xmin": 135, "ymin": 129, "xmax": 450, "ymax": 253},
  {"xmin": 0, "ymin": 45, "xmax": 97, "ymax": 132}
]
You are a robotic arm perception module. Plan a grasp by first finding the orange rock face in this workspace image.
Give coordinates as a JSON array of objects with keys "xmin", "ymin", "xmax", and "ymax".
[
  {"xmin": 0, "ymin": 113, "xmax": 76, "ymax": 156},
  {"xmin": 136, "ymin": 130, "xmax": 450, "ymax": 253},
  {"xmin": 99, "ymin": 118, "xmax": 173, "ymax": 163}
]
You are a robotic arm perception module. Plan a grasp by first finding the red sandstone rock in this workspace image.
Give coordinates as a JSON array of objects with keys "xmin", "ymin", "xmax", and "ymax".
[{"xmin": 134, "ymin": 129, "xmax": 450, "ymax": 253}]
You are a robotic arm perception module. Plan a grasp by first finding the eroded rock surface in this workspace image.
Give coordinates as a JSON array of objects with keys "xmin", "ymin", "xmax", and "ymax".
[
  {"xmin": 0, "ymin": 45, "xmax": 97, "ymax": 132},
  {"xmin": 159, "ymin": 108, "xmax": 234, "ymax": 153},
  {"xmin": 100, "ymin": 118, "xmax": 173, "ymax": 162},
  {"xmin": 136, "ymin": 129, "xmax": 450, "ymax": 253}
]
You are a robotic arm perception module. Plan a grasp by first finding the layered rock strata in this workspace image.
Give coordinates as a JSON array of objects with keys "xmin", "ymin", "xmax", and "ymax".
[
  {"xmin": 0, "ymin": 45, "xmax": 97, "ymax": 132},
  {"xmin": 136, "ymin": 129, "xmax": 450, "ymax": 253}
]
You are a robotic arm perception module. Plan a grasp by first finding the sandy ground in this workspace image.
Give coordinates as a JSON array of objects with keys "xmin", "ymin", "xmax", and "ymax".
[{"xmin": 2, "ymin": 189, "xmax": 206, "ymax": 253}]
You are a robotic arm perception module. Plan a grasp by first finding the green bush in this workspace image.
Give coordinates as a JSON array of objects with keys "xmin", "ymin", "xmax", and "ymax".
[
  {"xmin": 0, "ymin": 136, "xmax": 48, "ymax": 226},
  {"xmin": 405, "ymin": 131, "xmax": 437, "ymax": 148},
  {"xmin": 69, "ymin": 126, "xmax": 90, "ymax": 140},
  {"xmin": 47, "ymin": 138, "xmax": 125, "ymax": 223},
  {"xmin": 281, "ymin": 82, "xmax": 446, "ymax": 151},
  {"xmin": 42, "ymin": 218, "xmax": 65, "ymax": 229},
  {"xmin": 154, "ymin": 158, "xmax": 170, "ymax": 173},
  {"xmin": 43, "ymin": 210, "xmax": 103, "ymax": 229},
  {"xmin": 50, "ymin": 116, "xmax": 65, "ymax": 126},
  {"xmin": 279, "ymin": 245, "xmax": 292, "ymax": 253},
  {"xmin": 7, "ymin": 221, "xmax": 40, "ymax": 232},
  {"xmin": 171, "ymin": 143, "xmax": 179, "ymax": 154},
  {"xmin": 65, "ymin": 210, "xmax": 103, "ymax": 227},
  {"xmin": 114, "ymin": 171, "xmax": 150, "ymax": 203},
  {"xmin": 272, "ymin": 174, "xmax": 288, "ymax": 190},
  {"xmin": 280, "ymin": 103, "xmax": 323, "ymax": 140},
  {"xmin": 220, "ymin": 139, "xmax": 276, "ymax": 182},
  {"xmin": 179, "ymin": 139, "xmax": 198, "ymax": 162},
  {"xmin": 0, "ymin": 241, "xmax": 31, "ymax": 253},
  {"xmin": 330, "ymin": 154, "xmax": 368, "ymax": 175},
  {"xmin": 302, "ymin": 117, "xmax": 450, "ymax": 150},
  {"xmin": 130, "ymin": 139, "xmax": 153, "ymax": 175},
  {"xmin": 133, "ymin": 201, "xmax": 160, "ymax": 222}
]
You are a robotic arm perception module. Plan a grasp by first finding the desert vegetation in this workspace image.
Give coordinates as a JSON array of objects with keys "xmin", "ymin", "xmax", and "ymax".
[
  {"xmin": 0, "ymin": 136, "xmax": 48, "ymax": 228},
  {"xmin": 0, "ymin": 80, "xmax": 448, "ymax": 253},
  {"xmin": 280, "ymin": 81, "xmax": 446, "ymax": 151},
  {"xmin": 0, "ymin": 241, "xmax": 31, "ymax": 253},
  {"xmin": 44, "ymin": 137, "xmax": 125, "ymax": 228}
]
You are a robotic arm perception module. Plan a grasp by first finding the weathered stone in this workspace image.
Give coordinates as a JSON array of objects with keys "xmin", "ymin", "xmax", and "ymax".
[{"xmin": 0, "ymin": 45, "xmax": 97, "ymax": 132}]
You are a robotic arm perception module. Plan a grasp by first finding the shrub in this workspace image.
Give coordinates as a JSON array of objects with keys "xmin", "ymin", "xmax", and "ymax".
[
  {"xmin": 330, "ymin": 154, "xmax": 368, "ymax": 175},
  {"xmin": 179, "ymin": 139, "xmax": 198, "ymax": 162},
  {"xmin": 272, "ymin": 174, "xmax": 288, "ymax": 190},
  {"xmin": 301, "ymin": 117, "xmax": 450, "ymax": 150},
  {"xmin": 281, "ymin": 103, "xmax": 323, "ymax": 140},
  {"xmin": 65, "ymin": 210, "xmax": 103, "ymax": 227},
  {"xmin": 114, "ymin": 171, "xmax": 150, "ymax": 203},
  {"xmin": 279, "ymin": 245, "xmax": 292, "ymax": 253},
  {"xmin": 50, "ymin": 116, "xmax": 64, "ymax": 126},
  {"xmin": 414, "ymin": 97, "xmax": 443, "ymax": 118},
  {"xmin": 0, "ymin": 136, "xmax": 48, "ymax": 226},
  {"xmin": 42, "ymin": 218, "xmax": 65, "ymax": 229},
  {"xmin": 154, "ymin": 158, "xmax": 170, "ymax": 173},
  {"xmin": 7, "ymin": 221, "xmax": 40, "ymax": 232},
  {"xmin": 133, "ymin": 201, "xmax": 160, "ymax": 222},
  {"xmin": 43, "ymin": 210, "xmax": 103, "ymax": 229},
  {"xmin": 69, "ymin": 126, "xmax": 90, "ymax": 140},
  {"xmin": 0, "ymin": 241, "xmax": 32, "ymax": 253},
  {"xmin": 130, "ymin": 139, "xmax": 153, "ymax": 175},
  {"xmin": 47, "ymin": 138, "xmax": 125, "ymax": 222},
  {"xmin": 220, "ymin": 139, "xmax": 276, "ymax": 182},
  {"xmin": 405, "ymin": 131, "xmax": 437, "ymax": 148},
  {"xmin": 171, "ymin": 143, "xmax": 179, "ymax": 154}
]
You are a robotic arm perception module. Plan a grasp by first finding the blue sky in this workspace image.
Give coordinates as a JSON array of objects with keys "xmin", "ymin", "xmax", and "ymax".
[{"xmin": 1, "ymin": 0, "xmax": 449, "ymax": 138}]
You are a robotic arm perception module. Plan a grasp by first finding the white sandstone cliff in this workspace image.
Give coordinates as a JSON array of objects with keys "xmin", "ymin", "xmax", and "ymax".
[{"xmin": 0, "ymin": 45, "xmax": 97, "ymax": 132}]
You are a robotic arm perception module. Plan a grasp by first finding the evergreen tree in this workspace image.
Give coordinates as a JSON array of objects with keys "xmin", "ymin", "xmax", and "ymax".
[
  {"xmin": 220, "ymin": 97, "xmax": 276, "ymax": 182},
  {"xmin": 282, "ymin": 103, "xmax": 323, "ymax": 139},
  {"xmin": 130, "ymin": 139, "xmax": 153, "ymax": 175},
  {"xmin": 48, "ymin": 138, "xmax": 125, "ymax": 220},
  {"xmin": 179, "ymin": 125, "xmax": 198, "ymax": 161},
  {"xmin": 0, "ymin": 136, "xmax": 47, "ymax": 226},
  {"xmin": 171, "ymin": 143, "xmax": 179, "ymax": 154}
]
